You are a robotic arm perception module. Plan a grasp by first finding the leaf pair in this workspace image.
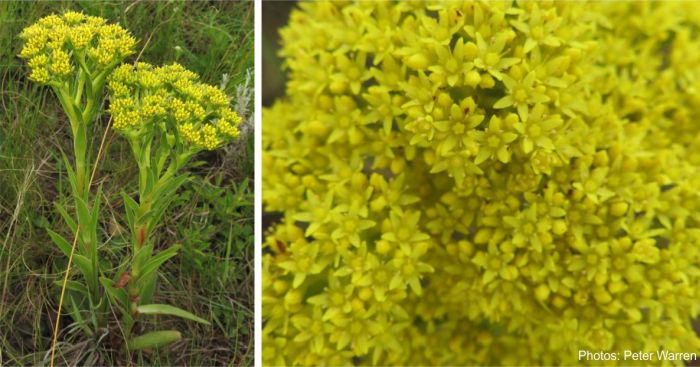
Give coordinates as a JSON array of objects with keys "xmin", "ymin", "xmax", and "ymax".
[{"xmin": 127, "ymin": 303, "xmax": 210, "ymax": 351}]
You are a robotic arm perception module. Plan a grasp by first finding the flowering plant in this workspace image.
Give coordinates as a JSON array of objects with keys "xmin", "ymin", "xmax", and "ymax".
[
  {"xmin": 263, "ymin": 2, "xmax": 700, "ymax": 365},
  {"xmin": 19, "ymin": 12, "xmax": 135, "ymax": 193},
  {"xmin": 19, "ymin": 11, "xmax": 242, "ymax": 354},
  {"xmin": 104, "ymin": 62, "xmax": 241, "ymax": 348},
  {"xmin": 19, "ymin": 11, "xmax": 136, "ymax": 339}
]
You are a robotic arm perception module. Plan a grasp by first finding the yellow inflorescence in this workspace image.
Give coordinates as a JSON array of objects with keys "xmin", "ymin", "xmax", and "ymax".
[
  {"xmin": 49, "ymin": 50, "xmax": 71, "ymax": 76},
  {"xmin": 263, "ymin": 2, "xmax": 700, "ymax": 366},
  {"xmin": 107, "ymin": 62, "xmax": 241, "ymax": 150},
  {"xmin": 178, "ymin": 123, "xmax": 199, "ymax": 145},
  {"xmin": 19, "ymin": 11, "xmax": 136, "ymax": 84},
  {"xmin": 217, "ymin": 119, "xmax": 241, "ymax": 139}
]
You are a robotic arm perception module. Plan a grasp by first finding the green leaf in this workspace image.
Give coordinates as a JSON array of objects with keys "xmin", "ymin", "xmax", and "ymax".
[
  {"xmin": 47, "ymin": 228, "xmax": 74, "ymax": 258},
  {"xmin": 73, "ymin": 254, "xmax": 94, "ymax": 282},
  {"xmin": 155, "ymin": 135, "xmax": 170, "ymax": 176},
  {"xmin": 127, "ymin": 330, "xmax": 181, "ymax": 350},
  {"xmin": 66, "ymin": 294, "xmax": 84, "ymax": 323},
  {"xmin": 55, "ymin": 87, "xmax": 83, "ymax": 129},
  {"xmin": 74, "ymin": 123, "xmax": 87, "ymax": 166},
  {"xmin": 90, "ymin": 186, "xmax": 103, "ymax": 276},
  {"xmin": 54, "ymin": 203, "xmax": 77, "ymax": 233},
  {"xmin": 138, "ymin": 245, "xmax": 180, "ymax": 283},
  {"xmin": 140, "ymin": 272, "xmax": 157, "ymax": 305},
  {"xmin": 137, "ymin": 245, "xmax": 180, "ymax": 303},
  {"xmin": 53, "ymin": 280, "xmax": 89, "ymax": 296},
  {"xmin": 100, "ymin": 277, "xmax": 128, "ymax": 310},
  {"xmin": 135, "ymin": 210, "xmax": 154, "ymax": 229},
  {"xmin": 153, "ymin": 174, "xmax": 189, "ymax": 202},
  {"xmin": 146, "ymin": 170, "xmax": 157, "ymax": 199},
  {"xmin": 148, "ymin": 175, "xmax": 189, "ymax": 227},
  {"xmin": 60, "ymin": 151, "xmax": 79, "ymax": 197},
  {"xmin": 138, "ymin": 139, "xmax": 155, "ymax": 193},
  {"xmin": 92, "ymin": 185, "xmax": 103, "ymax": 224},
  {"xmin": 49, "ymin": 228, "xmax": 93, "ymax": 283},
  {"xmin": 73, "ymin": 195, "xmax": 94, "ymax": 246},
  {"xmin": 148, "ymin": 195, "xmax": 179, "ymax": 232},
  {"xmin": 67, "ymin": 294, "xmax": 94, "ymax": 337},
  {"xmin": 137, "ymin": 304, "xmax": 210, "ymax": 325},
  {"xmin": 121, "ymin": 192, "xmax": 139, "ymax": 231},
  {"xmin": 133, "ymin": 243, "xmax": 154, "ymax": 272}
]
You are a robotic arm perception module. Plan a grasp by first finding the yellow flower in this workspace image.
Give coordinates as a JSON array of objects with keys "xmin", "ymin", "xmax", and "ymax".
[
  {"xmin": 141, "ymin": 94, "xmax": 167, "ymax": 119},
  {"xmin": 19, "ymin": 12, "xmax": 135, "ymax": 84},
  {"xmin": 62, "ymin": 11, "xmax": 86, "ymax": 24},
  {"xmin": 200, "ymin": 125, "xmax": 222, "ymax": 150},
  {"xmin": 110, "ymin": 98, "xmax": 138, "ymax": 129},
  {"xmin": 29, "ymin": 67, "xmax": 50, "ymax": 84},
  {"xmin": 178, "ymin": 123, "xmax": 199, "ymax": 145},
  {"xmin": 472, "ymin": 115, "xmax": 519, "ymax": 164},
  {"xmin": 263, "ymin": 1, "xmax": 700, "ymax": 365},
  {"xmin": 171, "ymin": 98, "xmax": 190, "ymax": 123},
  {"xmin": 107, "ymin": 62, "xmax": 241, "ymax": 151},
  {"xmin": 217, "ymin": 119, "xmax": 240, "ymax": 138},
  {"xmin": 494, "ymin": 67, "xmax": 550, "ymax": 121},
  {"xmin": 50, "ymin": 49, "xmax": 71, "ymax": 76}
]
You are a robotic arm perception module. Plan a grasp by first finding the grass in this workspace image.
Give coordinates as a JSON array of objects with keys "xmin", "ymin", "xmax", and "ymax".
[{"xmin": 0, "ymin": 1, "xmax": 253, "ymax": 366}]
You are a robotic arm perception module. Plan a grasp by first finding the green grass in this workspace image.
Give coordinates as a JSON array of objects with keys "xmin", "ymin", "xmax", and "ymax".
[{"xmin": 0, "ymin": 1, "xmax": 253, "ymax": 365}]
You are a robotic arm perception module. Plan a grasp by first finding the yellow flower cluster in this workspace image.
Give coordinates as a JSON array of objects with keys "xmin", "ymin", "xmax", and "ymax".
[
  {"xmin": 263, "ymin": 1, "xmax": 700, "ymax": 365},
  {"xmin": 107, "ymin": 62, "xmax": 241, "ymax": 150},
  {"xmin": 19, "ymin": 11, "xmax": 136, "ymax": 84}
]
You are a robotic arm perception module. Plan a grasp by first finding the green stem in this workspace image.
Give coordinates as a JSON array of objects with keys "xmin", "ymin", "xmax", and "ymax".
[
  {"xmin": 119, "ymin": 134, "xmax": 195, "ymax": 338},
  {"xmin": 74, "ymin": 68, "xmax": 85, "ymax": 105},
  {"xmin": 55, "ymin": 81, "xmax": 107, "ymax": 329},
  {"xmin": 54, "ymin": 87, "xmax": 89, "ymax": 197},
  {"xmin": 75, "ymin": 51, "xmax": 92, "ymax": 80},
  {"xmin": 54, "ymin": 86, "xmax": 83, "ymax": 133},
  {"xmin": 74, "ymin": 146, "xmax": 87, "ymax": 197},
  {"xmin": 81, "ymin": 91, "xmax": 98, "ymax": 124},
  {"xmin": 83, "ymin": 62, "xmax": 116, "ymax": 123},
  {"xmin": 125, "ymin": 278, "xmax": 139, "ymax": 337}
]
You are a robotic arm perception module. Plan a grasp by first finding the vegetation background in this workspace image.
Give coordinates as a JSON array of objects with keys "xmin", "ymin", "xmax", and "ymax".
[
  {"xmin": 261, "ymin": 1, "xmax": 293, "ymax": 108},
  {"xmin": 0, "ymin": 1, "xmax": 253, "ymax": 366}
]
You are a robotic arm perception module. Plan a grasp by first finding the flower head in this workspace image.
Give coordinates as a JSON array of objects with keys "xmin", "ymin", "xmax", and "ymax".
[
  {"xmin": 107, "ymin": 62, "xmax": 241, "ymax": 151},
  {"xmin": 19, "ymin": 11, "xmax": 136, "ymax": 85}
]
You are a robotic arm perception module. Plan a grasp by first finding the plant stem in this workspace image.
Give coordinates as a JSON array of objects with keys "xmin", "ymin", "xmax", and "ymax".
[
  {"xmin": 74, "ymin": 68, "xmax": 85, "ymax": 105},
  {"xmin": 74, "ymin": 138, "xmax": 87, "ymax": 198}
]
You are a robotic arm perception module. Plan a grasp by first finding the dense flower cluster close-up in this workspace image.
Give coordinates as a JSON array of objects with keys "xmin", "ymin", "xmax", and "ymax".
[
  {"xmin": 263, "ymin": 1, "xmax": 700, "ymax": 365},
  {"xmin": 18, "ymin": 11, "xmax": 136, "ymax": 85},
  {"xmin": 108, "ymin": 62, "xmax": 242, "ymax": 150}
]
